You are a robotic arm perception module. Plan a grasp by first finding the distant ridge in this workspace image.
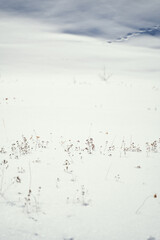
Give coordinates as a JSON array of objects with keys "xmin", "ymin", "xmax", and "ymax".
[{"xmin": 108, "ymin": 25, "xmax": 160, "ymax": 43}]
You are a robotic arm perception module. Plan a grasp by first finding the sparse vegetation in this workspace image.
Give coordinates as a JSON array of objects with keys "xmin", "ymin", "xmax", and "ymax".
[{"xmin": 1, "ymin": 132, "xmax": 159, "ymax": 218}]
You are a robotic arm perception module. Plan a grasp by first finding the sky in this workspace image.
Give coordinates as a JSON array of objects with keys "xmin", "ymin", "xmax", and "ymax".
[{"xmin": 0, "ymin": 0, "xmax": 160, "ymax": 39}]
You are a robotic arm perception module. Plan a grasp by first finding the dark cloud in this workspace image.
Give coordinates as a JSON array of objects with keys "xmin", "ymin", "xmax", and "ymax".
[{"xmin": 0, "ymin": 0, "xmax": 160, "ymax": 39}]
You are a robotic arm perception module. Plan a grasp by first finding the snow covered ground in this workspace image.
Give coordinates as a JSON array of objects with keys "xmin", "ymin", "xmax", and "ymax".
[{"xmin": 0, "ymin": 16, "xmax": 160, "ymax": 240}]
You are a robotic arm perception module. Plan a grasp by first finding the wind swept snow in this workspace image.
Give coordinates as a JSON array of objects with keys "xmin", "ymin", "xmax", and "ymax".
[{"xmin": 0, "ymin": 16, "xmax": 160, "ymax": 240}]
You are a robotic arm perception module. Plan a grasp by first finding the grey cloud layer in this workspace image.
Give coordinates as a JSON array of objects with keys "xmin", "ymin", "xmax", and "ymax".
[{"xmin": 0, "ymin": 0, "xmax": 160, "ymax": 39}]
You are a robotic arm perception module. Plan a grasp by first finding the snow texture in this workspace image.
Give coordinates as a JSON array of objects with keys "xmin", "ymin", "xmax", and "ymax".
[{"xmin": 0, "ymin": 15, "xmax": 160, "ymax": 240}]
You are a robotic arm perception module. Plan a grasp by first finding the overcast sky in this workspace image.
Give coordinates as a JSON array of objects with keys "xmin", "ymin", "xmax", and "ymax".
[{"xmin": 0, "ymin": 0, "xmax": 160, "ymax": 39}]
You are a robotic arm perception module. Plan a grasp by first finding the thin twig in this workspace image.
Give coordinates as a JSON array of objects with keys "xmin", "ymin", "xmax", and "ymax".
[
  {"xmin": 105, "ymin": 162, "xmax": 113, "ymax": 181},
  {"xmin": 135, "ymin": 195, "xmax": 152, "ymax": 215}
]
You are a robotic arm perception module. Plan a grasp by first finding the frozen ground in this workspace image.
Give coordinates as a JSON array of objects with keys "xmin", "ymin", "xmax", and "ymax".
[{"xmin": 0, "ymin": 16, "xmax": 160, "ymax": 240}]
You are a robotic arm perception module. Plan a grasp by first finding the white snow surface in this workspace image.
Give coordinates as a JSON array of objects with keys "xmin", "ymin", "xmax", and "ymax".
[{"xmin": 0, "ymin": 16, "xmax": 160, "ymax": 240}]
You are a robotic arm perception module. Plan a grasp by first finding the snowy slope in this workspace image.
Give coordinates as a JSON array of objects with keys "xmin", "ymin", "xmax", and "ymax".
[
  {"xmin": 0, "ymin": 16, "xmax": 160, "ymax": 240},
  {"xmin": 0, "ymin": 0, "xmax": 160, "ymax": 40}
]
